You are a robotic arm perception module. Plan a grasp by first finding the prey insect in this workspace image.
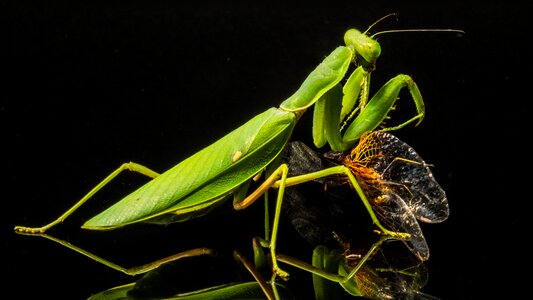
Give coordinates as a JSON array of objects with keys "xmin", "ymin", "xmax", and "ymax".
[
  {"xmin": 332, "ymin": 131, "xmax": 448, "ymax": 260},
  {"xmin": 282, "ymin": 131, "xmax": 448, "ymax": 262}
]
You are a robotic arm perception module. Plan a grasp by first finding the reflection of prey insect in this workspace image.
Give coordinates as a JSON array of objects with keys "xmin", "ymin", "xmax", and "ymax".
[
  {"xmin": 302, "ymin": 238, "xmax": 440, "ymax": 300},
  {"xmin": 283, "ymin": 132, "xmax": 448, "ymax": 261}
]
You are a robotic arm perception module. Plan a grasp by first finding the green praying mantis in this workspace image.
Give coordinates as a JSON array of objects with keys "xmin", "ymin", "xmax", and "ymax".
[{"xmin": 15, "ymin": 14, "xmax": 462, "ymax": 299}]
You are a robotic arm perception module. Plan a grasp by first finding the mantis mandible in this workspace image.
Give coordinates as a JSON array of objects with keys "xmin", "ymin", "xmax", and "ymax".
[{"xmin": 15, "ymin": 16, "xmax": 460, "ymax": 284}]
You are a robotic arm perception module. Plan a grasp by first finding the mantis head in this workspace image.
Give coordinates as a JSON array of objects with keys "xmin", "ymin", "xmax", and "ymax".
[{"xmin": 344, "ymin": 28, "xmax": 382, "ymax": 68}]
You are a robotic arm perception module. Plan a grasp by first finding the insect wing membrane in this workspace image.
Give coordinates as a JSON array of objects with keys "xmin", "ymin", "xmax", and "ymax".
[
  {"xmin": 369, "ymin": 189, "xmax": 429, "ymax": 261},
  {"xmin": 370, "ymin": 132, "xmax": 448, "ymax": 223}
]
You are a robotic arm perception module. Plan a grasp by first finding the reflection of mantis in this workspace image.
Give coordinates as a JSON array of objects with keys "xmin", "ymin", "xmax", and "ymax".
[
  {"xmin": 15, "ymin": 15, "xmax": 460, "ymax": 299},
  {"xmin": 87, "ymin": 233, "xmax": 435, "ymax": 299},
  {"xmin": 87, "ymin": 250, "xmax": 297, "ymax": 299}
]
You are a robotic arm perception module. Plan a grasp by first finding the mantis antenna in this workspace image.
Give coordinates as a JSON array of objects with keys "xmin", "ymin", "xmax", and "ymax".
[{"xmin": 363, "ymin": 12, "xmax": 465, "ymax": 37}]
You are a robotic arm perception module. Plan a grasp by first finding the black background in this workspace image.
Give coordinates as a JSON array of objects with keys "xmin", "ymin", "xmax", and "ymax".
[{"xmin": 2, "ymin": 1, "xmax": 528, "ymax": 299}]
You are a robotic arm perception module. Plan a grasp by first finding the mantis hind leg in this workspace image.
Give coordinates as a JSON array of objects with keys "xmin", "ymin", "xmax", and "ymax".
[{"xmin": 14, "ymin": 162, "xmax": 160, "ymax": 234}]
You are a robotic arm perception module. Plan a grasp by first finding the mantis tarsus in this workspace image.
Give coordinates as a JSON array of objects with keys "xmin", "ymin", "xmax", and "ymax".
[{"xmin": 15, "ymin": 14, "xmax": 461, "ymax": 298}]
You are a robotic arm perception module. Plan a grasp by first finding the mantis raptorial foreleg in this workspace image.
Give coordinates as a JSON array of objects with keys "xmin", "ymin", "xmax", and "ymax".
[
  {"xmin": 314, "ymin": 74, "xmax": 425, "ymax": 152},
  {"xmin": 14, "ymin": 162, "xmax": 160, "ymax": 234}
]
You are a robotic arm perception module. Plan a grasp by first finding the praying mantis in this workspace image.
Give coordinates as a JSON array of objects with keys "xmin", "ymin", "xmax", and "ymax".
[{"xmin": 14, "ymin": 14, "xmax": 461, "ymax": 299}]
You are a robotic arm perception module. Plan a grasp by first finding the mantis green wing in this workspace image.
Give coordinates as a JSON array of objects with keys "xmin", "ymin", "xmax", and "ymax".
[{"xmin": 84, "ymin": 107, "xmax": 296, "ymax": 229}]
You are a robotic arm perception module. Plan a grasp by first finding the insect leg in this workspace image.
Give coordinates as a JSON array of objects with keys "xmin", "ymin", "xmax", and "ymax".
[{"xmin": 14, "ymin": 162, "xmax": 160, "ymax": 234}]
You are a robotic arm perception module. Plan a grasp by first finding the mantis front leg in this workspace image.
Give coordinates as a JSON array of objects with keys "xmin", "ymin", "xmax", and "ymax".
[
  {"xmin": 313, "ymin": 71, "xmax": 425, "ymax": 152},
  {"xmin": 342, "ymin": 73, "xmax": 425, "ymax": 144}
]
